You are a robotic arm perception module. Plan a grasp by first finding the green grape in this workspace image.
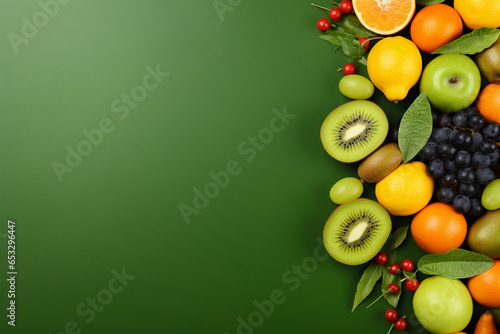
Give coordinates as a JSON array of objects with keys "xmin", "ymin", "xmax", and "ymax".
[
  {"xmin": 329, "ymin": 177, "xmax": 363, "ymax": 204},
  {"xmin": 339, "ymin": 74, "xmax": 374, "ymax": 100},
  {"xmin": 481, "ymin": 178, "xmax": 500, "ymax": 210}
]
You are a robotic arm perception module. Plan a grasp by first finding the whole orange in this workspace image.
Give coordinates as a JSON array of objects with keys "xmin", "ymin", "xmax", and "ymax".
[
  {"xmin": 468, "ymin": 260, "xmax": 500, "ymax": 308},
  {"xmin": 411, "ymin": 202, "xmax": 467, "ymax": 254},
  {"xmin": 410, "ymin": 4, "xmax": 463, "ymax": 53},
  {"xmin": 477, "ymin": 83, "xmax": 500, "ymax": 123}
]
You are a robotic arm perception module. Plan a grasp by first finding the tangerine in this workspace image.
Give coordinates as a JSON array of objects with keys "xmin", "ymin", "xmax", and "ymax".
[
  {"xmin": 410, "ymin": 4, "xmax": 463, "ymax": 54},
  {"xmin": 477, "ymin": 83, "xmax": 500, "ymax": 123},
  {"xmin": 411, "ymin": 202, "xmax": 467, "ymax": 254},
  {"xmin": 468, "ymin": 260, "xmax": 500, "ymax": 308}
]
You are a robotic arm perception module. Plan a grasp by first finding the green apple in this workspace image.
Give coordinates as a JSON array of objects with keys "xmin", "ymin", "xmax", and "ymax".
[
  {"xmin": 413, "ymin": 276, "xmax": 473, "ymax": 334},
  {"xmin": 419, "ymin": 53, "xmax": 481, "ymax": 113}
]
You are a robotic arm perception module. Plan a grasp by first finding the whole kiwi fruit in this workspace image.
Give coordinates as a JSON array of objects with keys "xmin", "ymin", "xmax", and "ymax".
[{"xmin": 358, "ymin": 143, "xmax": 402, "ymax": 183}]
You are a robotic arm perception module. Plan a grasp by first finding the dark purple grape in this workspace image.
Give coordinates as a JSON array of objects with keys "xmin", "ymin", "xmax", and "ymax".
[
  {"xmin": 441, "ymin": 171, "xmax": 458, "ymax": 188},
  {"xmin": 453, "ymin": 131, "xmax": 472, "ymax": 147},
  {"xmin": 432, "ymin": 127, "xmax": 451, "ymax": 144},
  {"xmin": 468, "ymin": 114, "xmax": 485, "ymax": 130},
  {"xmin": 420, "ymin": 142, "xmax": 439, "ymax": 160},
  {"xmin": 427, "ymin": 159, "xmax": 445, "ymax": 178},
  {"xmin": 452, "ymin": 111, "xmax": 469, "ymax": 127},
  {"xmin": 437, "ymin": 187, "xmax": 456, "ymax": 204},
  {"xmin": 468, "ymin": 198, "xmax": 484, "ymax": 216},
  {"xmin": 472, "ymin": 151, "xmax": 492, "ymax": 168},
  {"xmin": 475, "ymin": 167, "xmax": 496, "ymax": 185},
  {"xmin": 448, "ymin": 129, "xmax": 460, "ymax": 144},
  {"xmin": 438, "ymin": 143, "xmax": 457, "ymax": 158},
  {"xmin": 489, "ymin": 149, "xmax": 499, "ymax": 163},
  {"xmin": 445, "ymin": 159, "xmax": 458, "ymax": 172},
  {"xmin": 453, "ymin": 195, "xmax": 471, "ymax": 214},
  {"xmin": 458, "ymin": 168, "xmax": 475, "ymax": 184},
  {"xmin": 437, "ymin": 113, "xmax": 453, "ymax": 128},
  {"xmin": 481, "ymin": 140, "xmax": 497, "ymax": 153},
  {"xmin": 458, "ymin": 182, "xmax": 478, "ymax": 197},
  {"xmin": 469, "ymin": 133, "xmax": 485, "ymax": 152},
  {"xmin": 482, "ymin": 121, "xmax": 500, "ymax": 138},
  {"xmin": 455, "ymin": 150, "xmax": 471, "ymax": 168}
]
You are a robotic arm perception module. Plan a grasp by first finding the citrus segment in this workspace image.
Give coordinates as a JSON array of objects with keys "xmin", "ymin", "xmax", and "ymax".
[{"xmin": 353, "ymin": 0, "xmax": 416, "ymax": 35}]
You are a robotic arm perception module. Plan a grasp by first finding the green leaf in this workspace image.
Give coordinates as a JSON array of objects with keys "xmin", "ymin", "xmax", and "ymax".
[
  {"xmin": 433, "ymin": 28, "xmax": 500, "ymax": 55},
  {"xmin": 402, "ymin": 269, "xmax": 417, "ymax": 281},
  {"xmin": 319, "ymin": 30, "xmax": 367, "ymax": 64},
  {"xmin": 416, "ymin": 0, "xmax": 445, "ymax": 6},
  {"xmin": 398, "ymin": 92, "xmax": 433, "ymax": 163},
  {"xmin": 380, "ymin": 226, "xmax": 409, "ymax": 253},
  {"xmin": 352, "ymin": 262, "xmax": 383, "ymax": 312},
  {"xmin": 381, "ymin": 266, "xmax": 401, "ymax": 308},
  {"xmin": 417, "ymin": 248, "xmax": 494, "ymax": 279},
  {"xmin": 336, "ymin": 13, "xmax": 378, "ymax": 38}
]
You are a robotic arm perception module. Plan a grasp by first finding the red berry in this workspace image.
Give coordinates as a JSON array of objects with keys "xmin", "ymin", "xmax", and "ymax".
[
  {"xmin": 388, "ymin": 263, "xmax": 401, "ymax": 275},
  {"xmin": 387, "ymin": 283, "xmax": 400, "ymax": 295},
  {"xmin": 401, "ymin": 259, "xmax": 414, "ymax": 272},
  {"xmin": 385, "ymin": 309, "xmax": 398, "ymax": 322},
  {"xmin": 394, "ymin": 318, "xmax": 407, "ymax": 331},
  {"xmin": 358, "ymin": 38, "xmax": 370, "ymax": 51},
  {"xmin": 375, "ymin": 252, "xmax": 388, "ymax": 265},
  {"xmin": 405, "ymin": 279, "xmax": 419, "ymax": 291},
  {"xmin": 317, "ymin": 18, "xmax": 331, "ymax": 32},
  {"xmin": 340, "ymin": 0, "xmax": 353, "ymax": 13},
  {"xmin": 329, "ymin": 8, "xmax": 342, "ymax": 21},
  {"xmin": 342, "ymin": 63, "xmax": 356, "ymax": 75}
]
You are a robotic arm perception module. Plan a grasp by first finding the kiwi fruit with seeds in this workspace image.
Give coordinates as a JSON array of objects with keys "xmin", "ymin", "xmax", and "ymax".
[
  {"xmin": 320, "ymin": 100, "xmax": 389, "ymax": 163},
  {"xmin": 323, "ymin": 198, "xmax": 392, "ymax": 266}
]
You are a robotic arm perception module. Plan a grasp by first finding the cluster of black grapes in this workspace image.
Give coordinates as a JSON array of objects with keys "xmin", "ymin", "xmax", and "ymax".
[{"xmin": 418, "ymin": 108, "xmax": 500, "ymax": 215}]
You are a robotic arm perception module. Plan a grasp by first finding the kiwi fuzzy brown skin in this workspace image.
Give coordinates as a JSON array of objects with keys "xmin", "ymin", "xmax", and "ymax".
[
  {"xmin": 320, "ymin": 100, "xmax": 389, "ymax": 163},
  {"xmin": 323, "ymin": 198, "xmax": 392, "ymax": 266},
  {"xmin": 358, "ymin": 143, "xmax": 403, "ymax": 183}
]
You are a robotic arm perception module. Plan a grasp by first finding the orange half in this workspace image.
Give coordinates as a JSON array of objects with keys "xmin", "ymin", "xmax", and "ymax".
[{"xmin": 353, "ymin": 0, "xmax": 416, "ymax": 35}]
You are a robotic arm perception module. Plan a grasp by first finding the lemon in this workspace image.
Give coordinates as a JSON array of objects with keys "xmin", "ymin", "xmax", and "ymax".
[
  {"xmin": 375, "ymin": 161, "xmax": 433, "ymax": 216},
  {"xmin": 367, "ymin": 36, "xmax": 422, "ymax": 102},
  {"xmin": 454, "ymin": 0, "xmax": 500, "ymax": 29}
]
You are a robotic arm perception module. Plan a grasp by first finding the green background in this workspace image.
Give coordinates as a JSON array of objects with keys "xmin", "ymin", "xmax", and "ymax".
[{"xmin": 0, "ymin": 0, "xmax": 487, "ymax": 333}]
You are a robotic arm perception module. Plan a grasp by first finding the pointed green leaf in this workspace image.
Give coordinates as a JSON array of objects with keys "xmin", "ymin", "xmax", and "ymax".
[
  {"xmin": 380, "ymin": 226, "xmax": 409, "ymax": 253},
  {"xmin": 352, "ymin": 262, "xmax": 383, "ymax": 312},
  {"xmin": 398, "ymin": 93, "xmax": 433, "ymax": 163},
  {"xmin": 417, "ymin": 248, "xmax": 494, "ymax": 279},
  {"xmin": 433, "ymin": 28, "xmax": 500, "ymax": 55},
  {"xmin": 381, "ymin": 266, "xmax": 402, "ymax": 308}
]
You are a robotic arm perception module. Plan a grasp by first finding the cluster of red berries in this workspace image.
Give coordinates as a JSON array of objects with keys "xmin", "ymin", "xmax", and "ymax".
[
  {"xmin": 375, "ymin": 253, "xmax": 419, "ymax": 292},
  {"xmin": 385, "ymin": 309, "xmax": 407, "ymax": 331},
  {"xmin": 316, "ymin": 0, "xmax": 354, "ymax": 31}
]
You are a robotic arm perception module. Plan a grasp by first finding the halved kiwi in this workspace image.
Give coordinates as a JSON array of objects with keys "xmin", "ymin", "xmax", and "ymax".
[
  {"xmin": 323, "ymin": 199, "xmax": 392, "ymax": 266},
  {"xmin": 320, "ymin": 100, "xmax": 389, "ymax": 163}
]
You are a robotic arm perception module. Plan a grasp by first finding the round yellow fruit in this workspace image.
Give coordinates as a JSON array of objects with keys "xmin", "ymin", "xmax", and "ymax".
[
  {"xmin": 454, "ymin": 0, "xmax": 500, "ymax": 29},
  {"xmin": 367, "ymin": 36, "xmax": 422, "ymax": 102},
  {"xmin": 375, "ymin": 161, "xmax": 433, "ymax": 216}
]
